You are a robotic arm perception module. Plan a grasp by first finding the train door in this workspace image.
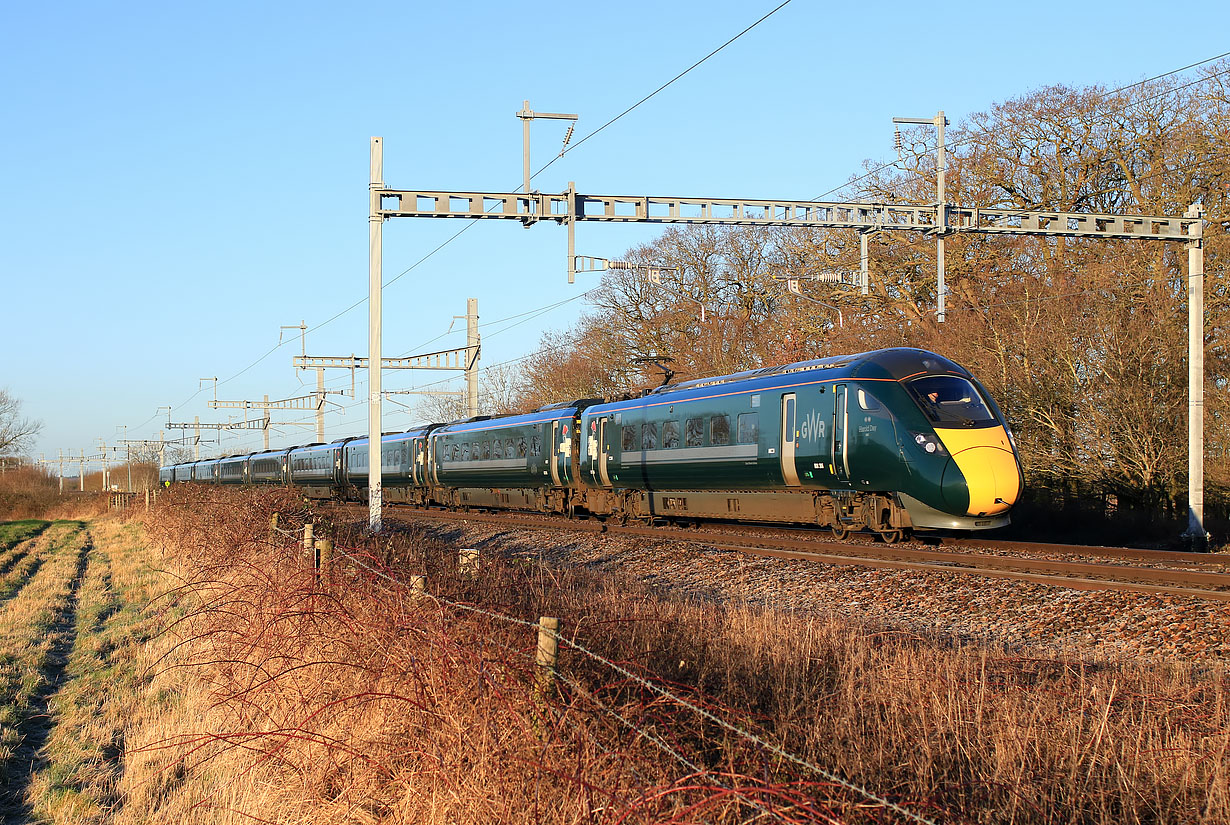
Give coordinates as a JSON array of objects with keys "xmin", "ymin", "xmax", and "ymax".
[
  {"xmin": 549, "ymin": 421, "xmax": 562, "ymax": 486},
  {"xmin": 780, "ymin": 393, "xmax": 801, "ymax": 486},
  {"xmin": 597, "ymin": 417, "xmax": 612, "ymax": 487},
  {"xmin": 832, "ymin": 384, "xmax": 850, "ymax": 482},
  {"xmin": 428, "ymin": 438, "xmax": 440, "ymax": 485}
]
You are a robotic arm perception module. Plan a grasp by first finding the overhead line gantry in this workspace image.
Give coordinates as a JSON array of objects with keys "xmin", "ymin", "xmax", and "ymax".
[{"xmin": 366, "ymin": 136, "xmax": 1206, "ymax": 545}]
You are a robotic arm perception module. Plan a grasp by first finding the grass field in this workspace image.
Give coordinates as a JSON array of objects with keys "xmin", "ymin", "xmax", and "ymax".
[{"xmin": 0, "ymin": 491, "xmax": 1226, "ymax": 824}]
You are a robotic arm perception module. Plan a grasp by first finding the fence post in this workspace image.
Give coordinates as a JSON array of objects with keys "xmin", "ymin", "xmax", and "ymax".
[
  {"xmin": 303, "ymin": 522, "xmax": 314, "ymax": 565},
  {"xmin": 458, "ymin": 548, "xmax": 480, "ymax": 575},
  {"xmin": 410, "ymin": 575, "xmax": 427, "ymax": 599},
  {"xmin": 144, "ymin": 489, "xmax": 150, "ymax": 511},
  {"xmin": 269, "ymin": 513, "xmax": 279, "ymax": 546},
  {"xmin": 315, "ymin": 538, "xmax": 333, "ymax": 585},
  {"xmin": 535, "ymin": 616, "xmax": 560, "ymax": 701}
]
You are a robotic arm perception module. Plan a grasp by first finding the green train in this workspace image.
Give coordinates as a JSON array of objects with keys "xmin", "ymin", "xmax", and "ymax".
[{"xmin": 161, "ymin": 348, "xmax": 1022, "ymax": 541}]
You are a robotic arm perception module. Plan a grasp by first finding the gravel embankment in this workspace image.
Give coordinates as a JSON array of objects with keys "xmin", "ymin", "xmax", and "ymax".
[{"xmin": 407, "ymin": 517, "xmax": 1230, "ymax": 662}]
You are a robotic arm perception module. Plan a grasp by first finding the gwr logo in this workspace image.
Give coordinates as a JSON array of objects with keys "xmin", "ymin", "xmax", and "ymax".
[{"xmin": 799, "ymin": 408, "xmax": 826, "ymax": 443}]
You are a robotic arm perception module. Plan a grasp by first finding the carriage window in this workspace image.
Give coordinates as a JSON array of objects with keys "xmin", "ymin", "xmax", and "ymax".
[
  {"xmin": 506, "ymin": 439, "xmax": 516, "ymax": 458},
  {"xmin": 685, "ymin": 418, "xmax": 704, "ymax": 447},
  {"xmin": 481, "ymin": 441, "xmax": 491, "ymax": 460},
  {"xmin": 493, "ymin": 439, "xmax": 504, "ymax": 459},
  {"xmin": 710, "ymin": 415, "xmax": 730, "ymax": 446},
  {"xmin": 642, "ymin": 422, "xmax": 658, "ymax": 450},
  {"xmin": 462, "ymin": 443, "xmax": 470, "ymax": 461},
  {"xmin": 622, "ymin": 425, "xmax": 636, "ymax": 451},
  {"xmin": 737, "ymin": 412, "xmax": 759, "ymax": 444},
  {"xmin": 857, "ymin": 389, "xmax": 881, "ymax": 411},
  {"xmin": 517, "ymin": 438, "xmax": 527, "ymax": 458},
  {"xmin": 662, "ymin": 420, "xmax": 680, "ymax": 448},
  {"xmin": 531, "ymin": 434, "xmax": 542, "ymax": 455}
]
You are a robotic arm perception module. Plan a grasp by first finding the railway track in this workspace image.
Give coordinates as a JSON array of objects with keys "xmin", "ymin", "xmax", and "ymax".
[{"xmin": 330, "ymin": 504, "xmax": 1230, "ymax": 603}]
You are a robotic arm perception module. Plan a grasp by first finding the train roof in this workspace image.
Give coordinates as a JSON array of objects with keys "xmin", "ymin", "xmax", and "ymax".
[{"xmin": 649, "ymin": 348, "xmax": 969, "ymax": 396}]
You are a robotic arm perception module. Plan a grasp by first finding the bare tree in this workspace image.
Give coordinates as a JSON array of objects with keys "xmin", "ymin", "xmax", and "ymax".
[{"xmin": 0, "ymin": 389, "xmax": 42, "ymax": 456}]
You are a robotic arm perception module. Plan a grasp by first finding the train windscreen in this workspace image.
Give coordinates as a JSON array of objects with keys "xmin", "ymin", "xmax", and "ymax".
[{"xmin": 905, "ymin": 376, "xmax": 997, "ymax": 427}]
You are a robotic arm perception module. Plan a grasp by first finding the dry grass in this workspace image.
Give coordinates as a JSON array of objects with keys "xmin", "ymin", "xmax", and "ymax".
[
  {"xmin": 0, "ymin": 521, "xmax": 90, "ymax": 816},
  {"xmin": 1, "ymin": 489, "xmax": 1225, "ymax": 824},
  {"xmin": 21, "ymin": 519, "xmax": 172, "ymax": 824},
  {"xmin": 108, "ymin": 487, "xmax": 1230, "ymax": 825}
]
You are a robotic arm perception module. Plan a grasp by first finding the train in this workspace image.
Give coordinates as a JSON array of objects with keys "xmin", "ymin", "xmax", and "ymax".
[{"xmin": 160, "ymin": 347, "xmax": 1023, "ymax": 541}]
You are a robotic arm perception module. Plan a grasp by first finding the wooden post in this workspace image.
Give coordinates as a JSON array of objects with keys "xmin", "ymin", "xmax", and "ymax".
[
  {"xmin": 144, "ymin": 489, "xmax": 150, "ymax": 511},
  {"xmin": 315, "ymin": 538, "xmax": 333, "ymax": 585},
  {"xmin": 458, "ymin": 548, "xmax": 479, "ymax": 575},
  {"xmin": 269, "ymin": 513, "xmax": 279, "ymax": 546},
  {"xmin": 303, "ymin": 522, "xmax": 314, "ymax": 565},
  {"xmin": 535, "ymin": 616, "xmax": 560, "ymax": 701},
  {"xmin": 410, "ymin": 575, "xmax": 427, "ymax": 598}
]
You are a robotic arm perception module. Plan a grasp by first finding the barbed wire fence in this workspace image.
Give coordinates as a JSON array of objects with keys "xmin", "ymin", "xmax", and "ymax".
[{"xmin": 264, "ymin": 514, "xmax": 938, "ymax": 825}]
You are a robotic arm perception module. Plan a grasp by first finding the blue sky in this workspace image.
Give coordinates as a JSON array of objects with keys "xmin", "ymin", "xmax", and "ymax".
[{"xmin": 3, "ymin": 1, "xmax": 1227, "ymax": 465}]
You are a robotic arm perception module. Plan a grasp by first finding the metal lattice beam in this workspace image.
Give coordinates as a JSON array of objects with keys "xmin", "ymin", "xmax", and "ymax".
[
  {"xmin": 294, "ymin": 346, "xmax": 478, "ymax": 372},
  {"xmin": 208, "ymin": 394, "xmax": 322, "ymax": 411},
  {"xmin": 374, "ymin": 188, "xmax": 1198, "ymax": 241}
]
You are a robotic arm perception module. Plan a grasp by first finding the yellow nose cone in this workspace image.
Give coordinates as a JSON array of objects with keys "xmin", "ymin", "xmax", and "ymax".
[{"xmin": 936, "ymin": 427, "xmax": 1021, "ymax": 516}]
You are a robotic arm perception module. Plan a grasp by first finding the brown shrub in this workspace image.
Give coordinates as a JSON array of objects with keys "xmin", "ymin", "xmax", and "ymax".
[{"xmin": 128, "ymin": 488, "xmax": 1230, "ymax": 824}]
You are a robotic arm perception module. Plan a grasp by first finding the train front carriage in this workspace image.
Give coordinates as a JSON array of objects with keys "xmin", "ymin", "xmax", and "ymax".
[{"xmin": 579, "ymin": 348, "xmax": 1022, "ymax": 537}]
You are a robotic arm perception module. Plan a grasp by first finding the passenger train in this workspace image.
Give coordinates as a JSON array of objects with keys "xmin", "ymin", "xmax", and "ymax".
[{"xmin": 160, "ymin": 348, "xmax": 1023, "ymax": 541}]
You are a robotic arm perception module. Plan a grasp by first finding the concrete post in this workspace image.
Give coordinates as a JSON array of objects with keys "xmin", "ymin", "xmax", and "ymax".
[{"xmin": 535, "ymin": 617, "xmax": 560, "ymax": 700}]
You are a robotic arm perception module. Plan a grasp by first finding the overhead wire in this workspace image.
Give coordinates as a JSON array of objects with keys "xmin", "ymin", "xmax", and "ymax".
[
  {"xmin": 531, "ymin": 0, "xmax": 795, "ymax": 180},
  {"xmin": 152, "ymin": 3, "xmax": 799, "ymax": 440}
]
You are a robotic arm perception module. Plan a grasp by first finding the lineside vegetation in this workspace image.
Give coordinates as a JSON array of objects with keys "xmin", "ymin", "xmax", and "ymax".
[{"xmin": 14, "ymin": 486, "xmax": 1205, "ymax": 824}]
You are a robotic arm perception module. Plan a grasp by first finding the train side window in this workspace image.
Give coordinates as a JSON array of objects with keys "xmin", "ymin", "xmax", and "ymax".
[
  {"xmin": 857, "ymin": 389, "xmax": 881, "ymax": 411},
  {"xmin": 737, "ymin": 412, "xmax": 759, "ymax": 444},
  {"xmin": 493, "ymin": 439, "xmax": 504, "ymax": 459},
  {"xmin": 482, "ymin": 441, "xmax": 491, "ymax": 460},
  {"xmin": 506, "ymin": 439, "xmax": 515, "ymax": 458},
  {"xmin": 710, "ymin": 415, "xmax": 730, "ymax": 446},
  {"xmin": 531, "ymin": 434, "xmax": 542, "ymax": 455},
  {"xmin": 462, "ymin": 443, "xmax": 470, "ymax": 461},
  {"xmin": 622, "ymin": 425, "xmax": 636, "ymax": 451},
  {"xmin": 517, "ymin": 438, "xmax": 527, "ymax": 458},
  {"xmin": 642, "ymin": 422, "xmax": 658, "ymax": 450},
  {"xmin": 685, "ymin": 418, "xmax": 703, "ymax": 447},
  {"xmin": 662, "ymin": 420, "xmax": 680, "ymax": 448}
]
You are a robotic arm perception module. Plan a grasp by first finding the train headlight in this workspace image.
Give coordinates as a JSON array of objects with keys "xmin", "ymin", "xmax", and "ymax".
[{"xmin": 911, "ymin": 432, "xmax": 947, "ymax": 455}]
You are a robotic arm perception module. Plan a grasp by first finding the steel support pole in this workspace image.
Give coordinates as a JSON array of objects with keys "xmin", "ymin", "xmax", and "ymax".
[
  {"xmin": 79, "ymin": 449, "xmax": 85, "ymax": 492},
  {"xmin": 935, "ymin": 110, "xmax": 947, "ymax": 323},
  {"xmin": 369, "ymin": 136, "xmax": 384, "ymax": 531},
  {"xmin": 262, "ymin": 395, "xmax": 270, "ymax": 451},
  {"xmin": 521, "ymin": 101, "xmax": 532, "ymax": 195},
  {"xmin": 316, "ymin": 368, "xmax": 325, "ymax": 443},
  {"xmin": 1185, "ymin": 204, "xmax": 1206, "ymax": 546},
  {"xmin": 194, "ymin": 415, "xmax": 200, "ymax": 460},
  {"xmin": 466, "ymin": 297, "xmax": 479, "ymax": 418},
  {"xmin": 859, "ymin": 231, "xmax": 870, "ymax": 295}
]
